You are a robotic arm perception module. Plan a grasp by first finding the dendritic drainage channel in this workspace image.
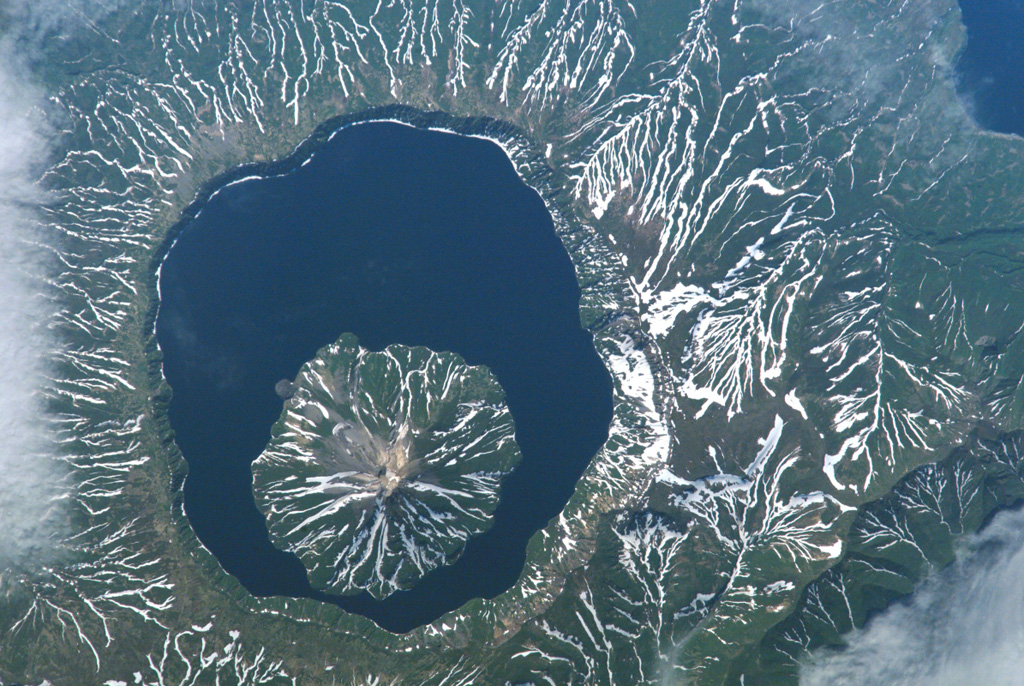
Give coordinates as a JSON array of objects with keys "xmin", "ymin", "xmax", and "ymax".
[{"xmin": 155, "ymin": 118, "xmax": 614, "ymax": 632}]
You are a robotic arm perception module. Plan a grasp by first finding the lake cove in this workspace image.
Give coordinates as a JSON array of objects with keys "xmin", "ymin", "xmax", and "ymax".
[
  {"xmin": 156, "ymin": 119, "xmax": 614, "ymax": 632},
  {"xmin": 955, "ymin": 0, "xmax": 1024, "ymax": 136}
]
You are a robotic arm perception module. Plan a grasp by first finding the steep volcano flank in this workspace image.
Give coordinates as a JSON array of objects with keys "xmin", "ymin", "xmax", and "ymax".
[{"xmin": 252, "ymin": 335, "xmax": 521, "ymax": 599}]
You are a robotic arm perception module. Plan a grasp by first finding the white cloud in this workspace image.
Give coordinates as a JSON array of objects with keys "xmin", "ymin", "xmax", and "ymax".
[
  {"xmin": 0, "ymin": 35, "xmax": 63, "ymax": 572},
  {"xmin": 801, "ymin": 506, "xmax": 1024, "ymax": 686}
]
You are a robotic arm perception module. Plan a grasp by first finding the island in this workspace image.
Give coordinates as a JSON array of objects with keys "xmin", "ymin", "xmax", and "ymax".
[{"xmin": 252, "ymin": 334, "xmax": 521, "ymax": 599}]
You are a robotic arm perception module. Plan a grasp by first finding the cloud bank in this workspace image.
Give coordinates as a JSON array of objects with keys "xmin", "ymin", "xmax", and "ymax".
[
  {"xmin": 0, "ymin": 32, "xmax": 63, "ymax": 573},
  {"xmin": 801, "ymin": 505, "xmax": 1024, "ymax": 686}
]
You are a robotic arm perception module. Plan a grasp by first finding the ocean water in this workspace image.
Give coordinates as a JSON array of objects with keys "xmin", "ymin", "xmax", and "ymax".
[
  {"xmin": 156, "ymin": 120, "xmax": 613, "ymax": 632},
  {"xmin": 956, "ymin": 0, "xmax": 1024, "ymax": 136}
]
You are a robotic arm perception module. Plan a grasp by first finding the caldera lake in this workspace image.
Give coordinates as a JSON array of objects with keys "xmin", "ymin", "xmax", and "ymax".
[{"xmin": 155, "ymin": 118, "xmax": 614, "ymax": 632}]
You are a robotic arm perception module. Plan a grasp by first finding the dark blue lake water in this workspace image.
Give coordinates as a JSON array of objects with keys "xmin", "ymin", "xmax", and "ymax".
[
  {"xmin": 156, "ymin": 120, "xmax": 613, "ymax": 632},
  {"xmin": 956, "ymin": 0, "xmax": 1024, "ymax": 136}
]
